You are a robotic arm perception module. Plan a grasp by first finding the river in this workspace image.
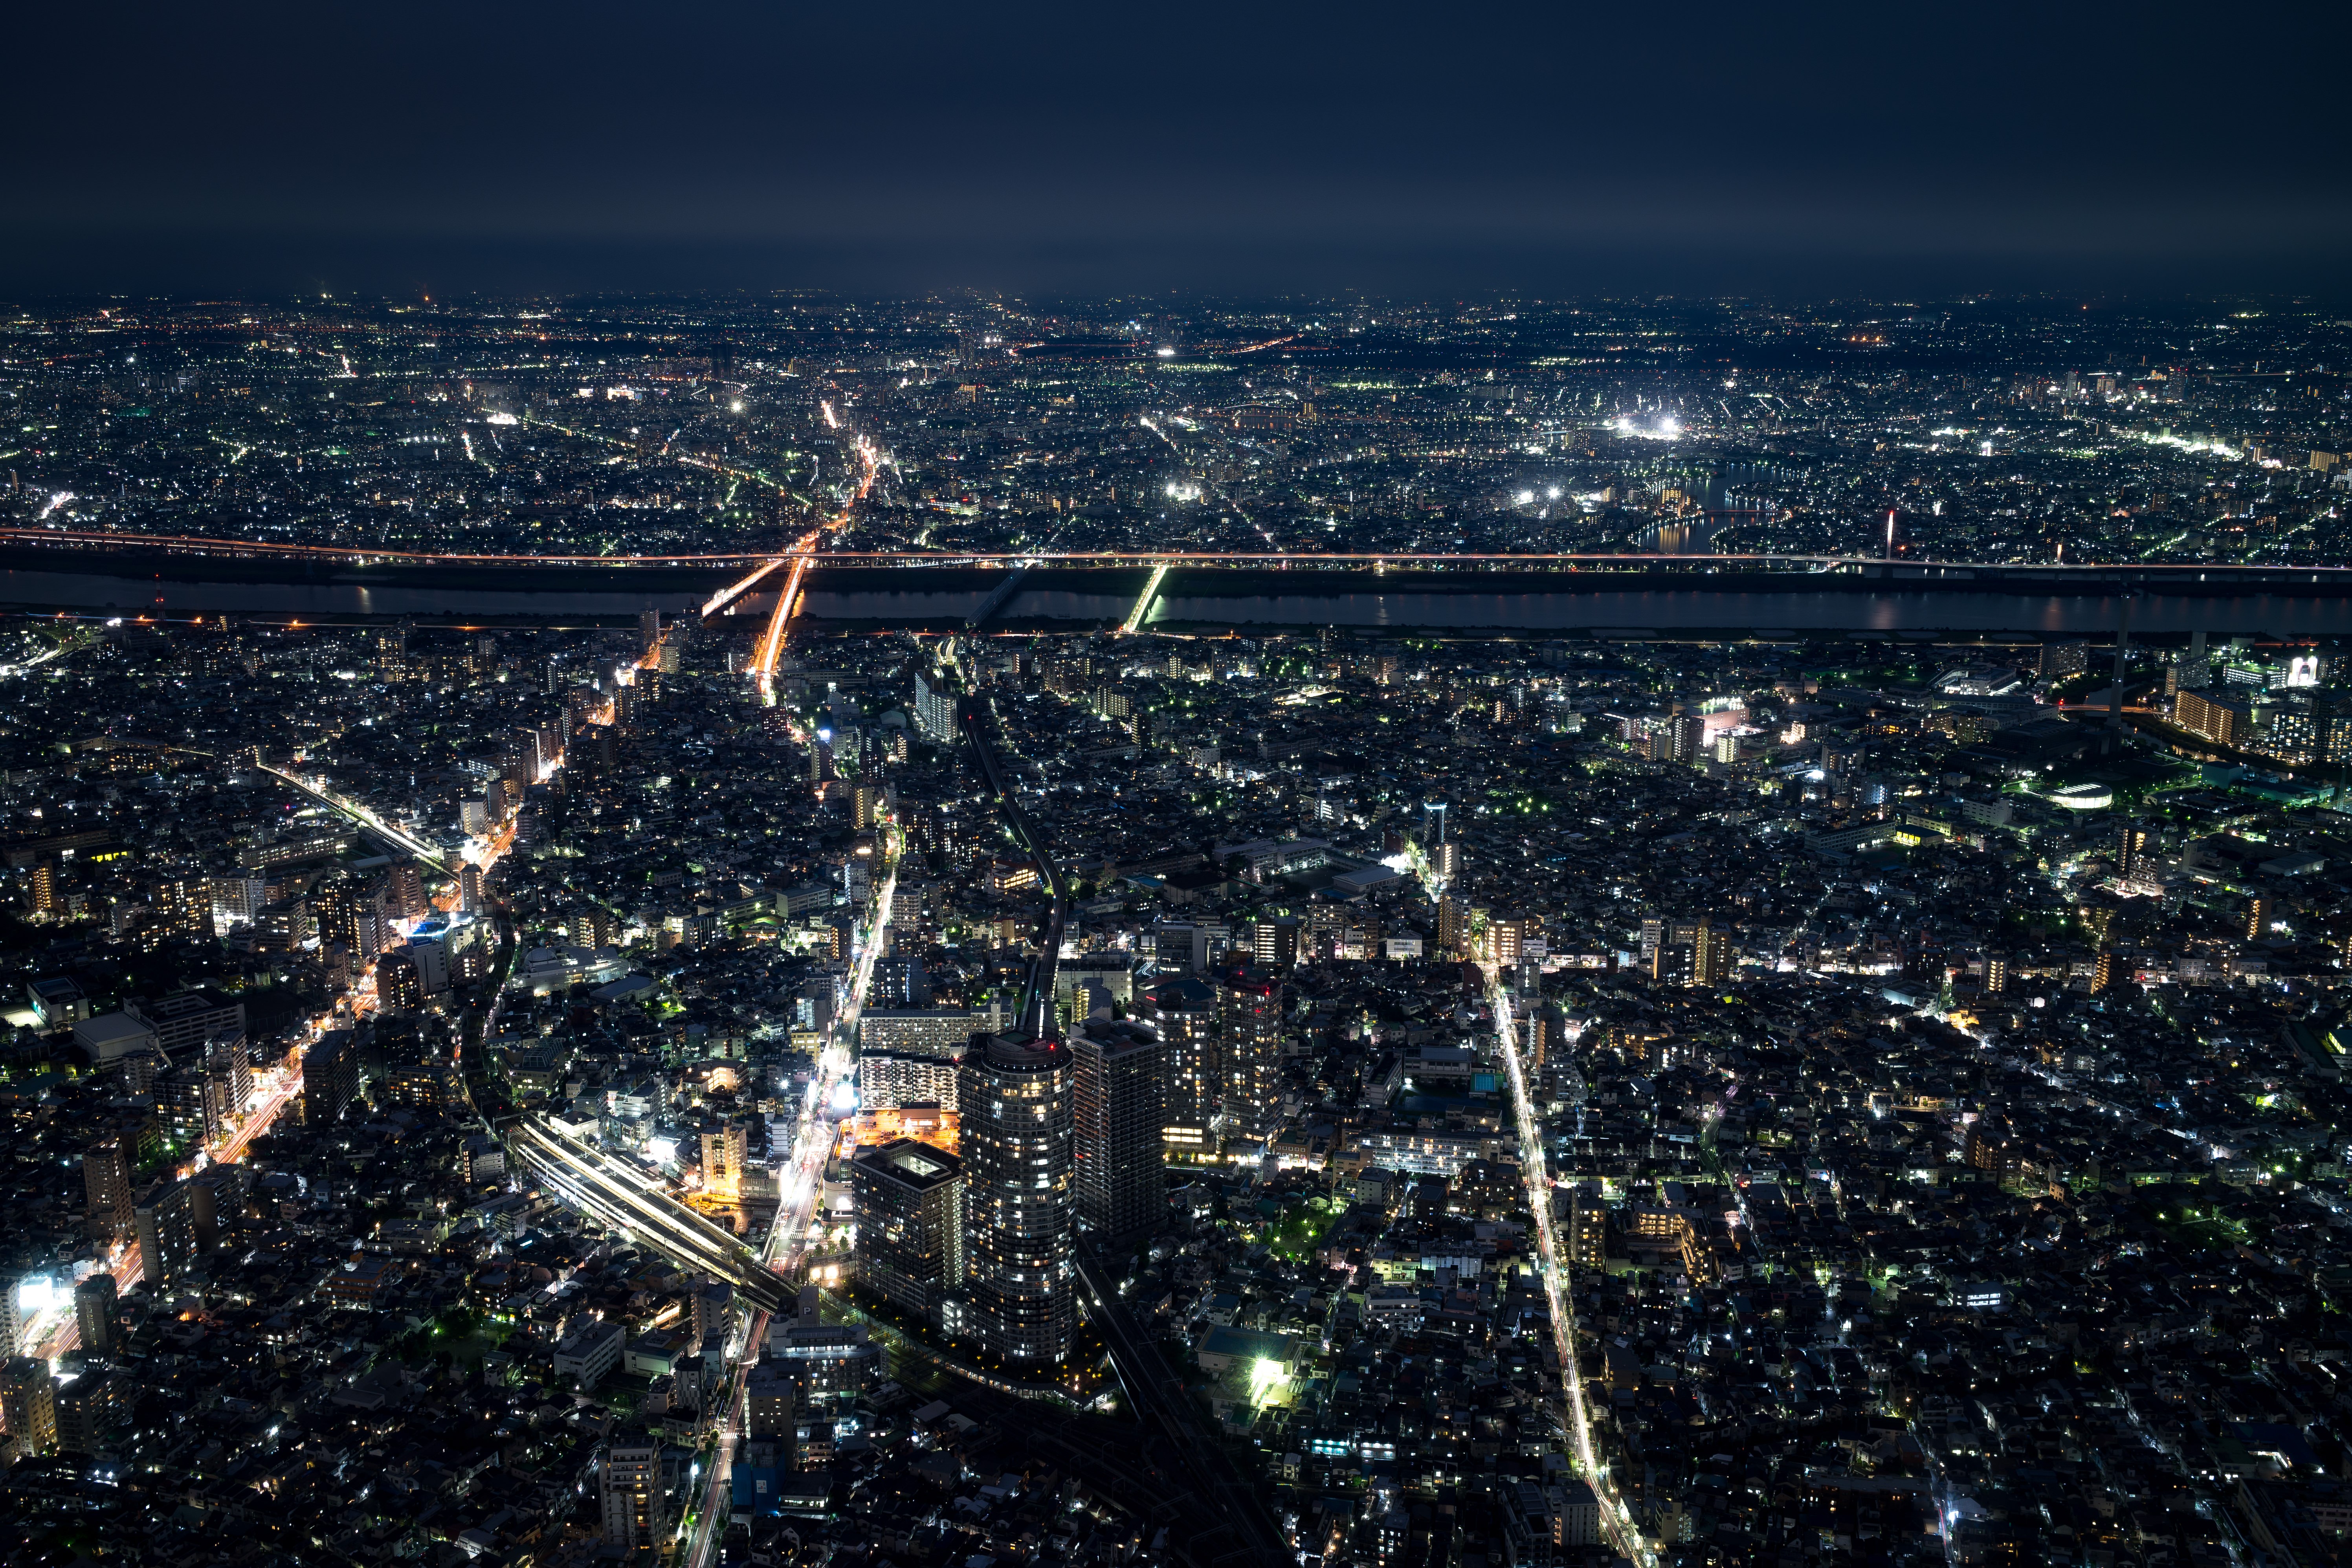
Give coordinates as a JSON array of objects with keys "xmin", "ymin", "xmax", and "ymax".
[
  {"xmin": 803, "ymin": 584, "xmax": 2352, "ymax": 636},
  {"xmin": 7, "ymin": 559, "xmax": 2351, "ymax": 638},
  {"xmin": 0, "ymin": 567, "xmax": 714, "ymax": 619}
]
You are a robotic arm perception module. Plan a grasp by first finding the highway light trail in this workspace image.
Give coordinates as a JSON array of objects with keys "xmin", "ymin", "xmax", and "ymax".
[
  {"xmin": 212, "ymin": 1062, "xmax": 305, "ymax": 1168},
  {"xmin": 703, "ymin": 556, "xmax": 785, "ymax": 618},
  {"xmin": 684, "ymin": 1305, "xmax": 770, "ymax": 1568},
  {"xmin": 33, "ymin": 1248, "xmax": 145, "ymax": 1360},
  {"xmin": 1119, "ymin": 561, "xmax": 1169, "ymax": 634},
  {"xmin": 0, "ymin": 525, "xmax": 775, "ymax": 568},
  {"xmin": 751, "ymin": 435, "xmax": 884, "ymax": 699},
  {"xmin": 751, "ymin": 531, "xmax": 820, "ymax": 695}
]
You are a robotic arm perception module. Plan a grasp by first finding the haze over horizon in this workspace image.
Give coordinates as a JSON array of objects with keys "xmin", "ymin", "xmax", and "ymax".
[{"xmin": 6, "ymin": 0, "xmax": 2347, "ymax": 299}]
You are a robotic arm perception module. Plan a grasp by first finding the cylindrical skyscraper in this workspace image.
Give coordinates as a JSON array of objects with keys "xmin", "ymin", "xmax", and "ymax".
[{"xmin": 956, "ymin": 1033, "xmax": 1075, "ymax": 1364}]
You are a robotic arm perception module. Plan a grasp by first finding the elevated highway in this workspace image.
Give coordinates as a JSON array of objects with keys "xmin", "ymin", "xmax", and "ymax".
[{"xmin": 31, "ymin": 524, "xmax": 2352, "ymax": 590}]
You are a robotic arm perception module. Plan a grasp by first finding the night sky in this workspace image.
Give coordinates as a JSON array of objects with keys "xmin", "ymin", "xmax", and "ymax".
[{"xmin": 6, "ymin": 0, "xmax": 2346, "ymax": 298}]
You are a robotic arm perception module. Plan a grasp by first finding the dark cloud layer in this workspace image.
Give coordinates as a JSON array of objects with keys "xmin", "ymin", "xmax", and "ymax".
[{"xmin": 6, "ymin": 0, "xmax": 2346, "ymax": 297}]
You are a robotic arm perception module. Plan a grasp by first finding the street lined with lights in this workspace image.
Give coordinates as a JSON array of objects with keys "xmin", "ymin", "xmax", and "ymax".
[{"xmin": 1414, "ymin": 849, "xmax": 1655, "ymax": 1568}]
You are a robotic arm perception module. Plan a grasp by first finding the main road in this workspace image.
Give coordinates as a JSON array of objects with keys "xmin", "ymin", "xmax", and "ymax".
[
  {"xmin": 679, "ymin": 1302, "xmax": 772, "ymax": 1568},
  {"xmin": 456, "ymin": 678, "xmax": 906, "ymax": 1568},
  {"xmin": 1413, "ymin": 854, "xmax": 1653, "ymax": 1567},
  {"xmin": 676, "ymin": 821, "xmax": 899, "ymax": 1568},
  {"xmin": 760, "ymin": 815, "xmax": 902, "ymax": 1274},
  {"xmin": 210, "ymin": 1057, "xmax": 307, "ymax": 1167},
  {"xmin": 746, "ymin": 434, "xmax": 883, "ymax": 697},
  {"xmin": 1484, "ymin": 961, "xmax": 1655, "ymax": 1567}
]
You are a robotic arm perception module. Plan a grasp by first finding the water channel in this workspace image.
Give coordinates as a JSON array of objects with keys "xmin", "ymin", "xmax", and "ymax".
[{"xmin": 6, "ymin": 560, "xmax": 2349, "ymax": 638}]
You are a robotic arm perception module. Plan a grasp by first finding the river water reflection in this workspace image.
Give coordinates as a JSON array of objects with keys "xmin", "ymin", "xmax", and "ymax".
[{"xmin": 7, "ymin": 563, "xmax": 2350, "ymax": 637}]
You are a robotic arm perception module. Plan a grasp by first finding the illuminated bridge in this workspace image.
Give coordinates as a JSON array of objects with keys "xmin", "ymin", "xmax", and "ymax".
[{"xmin": 504, "ymin": 1115, "xmax": 791, "ymax": 1312}]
